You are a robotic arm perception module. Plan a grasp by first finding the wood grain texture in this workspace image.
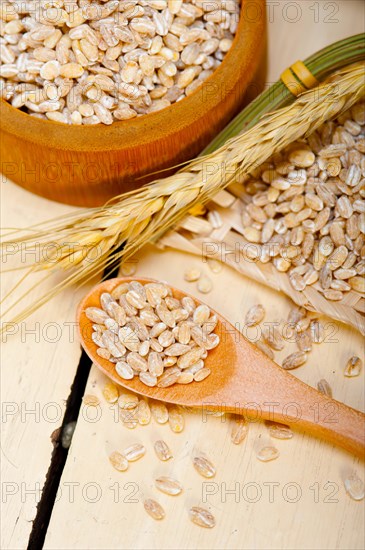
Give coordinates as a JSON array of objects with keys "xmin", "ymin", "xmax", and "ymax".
[
  {"xmin": 45, "ymin": 245, "xmax": 365, "ymax": 550},
  {"xmin": 2, "ymin": 1, "xmax": 365, "ymax": 548},
  {"xmin": 0, "ymin": 0, "xmax": 266, "ymax": 207},
  {"xmin": 78, "ymin": 277, "xmax": 365, "ymax": 458},
  {"xmin": 0, "ymin": 181, "xmax": 93, "ymax": 550}
]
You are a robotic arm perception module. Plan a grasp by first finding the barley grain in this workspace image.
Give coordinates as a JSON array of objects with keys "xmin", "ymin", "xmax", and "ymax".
[
  {"xmin": 155, "ymin": 476, "xmax": 182, "ymax": 496},
  {"xmin": 151, "ymin": 402, "xmax": 169, "ymax": 424},
  {"xmin": 216, "ymin": 103, "xmax": 365, "ymax": 306},
  {"xmin": 189, "ymin": 507, "xmax": 216, "ymax": 528},
  {"xmin": 115, "ymin": 361, "xmax": 134, "ymax": 380},
  {"xmin": 137, "ymin": 400, "xmax": 151, "ymax": 425},
  {"xmin": 154, "ymin": 439, "xmax": 173, "ymax": 460},
  {"xmin": 83, "ymin": 394, "xmax": 100, "ymax": 407},
  {"xmin": 2, "ymin": 0, "xmax": 240, "ymax": 124},
  {"xmin": 144, "ymin": 499, "xmax": 165, "ymax": 520},
  {"xmin": 97, "ymin": 348, "xmax": 111, "ymax": 360},
  {"xmin": 344, "ymin": 472, "xmax": 365, "ymax": 501},
  {"xmin": 197, "ymin": 276, "xmax": 213, "ymax": 293},
  {"xmin": 296, "ymin": 330, "xmax": 312, "ymax": 352},
  {"xmin": 245, "ymin": 304, "xmax": 265, "ymax": 326},
  {"xmin": 317, "ymin": 378, "xmax": 332, "ymax": 397},
  {"xmin": 109, "ymin": 451, "xmax": 128, "ymax": 472},
  {"xmin": 230, "ymin": 416, "xmax": 249, "ymax": 444},
  {"xmin": 282, "ymin": 351, "xmax": 307, "ymax": 370},
  {"xmin": 168, "ymin": 405, "xmax": 184, "ymax": 432},
  {"xmin": 102, "ymin": 381, "xmax": 119, "ymax": 404},
  {"xmin": 118, "ymin": 393, "xmax": 139, "ymax": 410},
  {"xmin": 310, "ymin": 320, "xmax": 325, "ymax": 343},
  {"xmin": 193, "ymin": 455, "xmax": 216, "ymax": 478},
  {"xmin": 265, "ymin": 421, "xmax": 293, "ymax": 439},
  {"xmin": 123, "ymin": 443, "xmax": 146, "ymax": 461},
  {"xmin": 256, "ymin": 446, "xmax": 279, "ymax": 462},
  {"xmin": 344, "ymin": 355, "xmax": 362, "ymax": 377},
  {"xmin": 177, "ymin": 371, "xmax": 194, "ymax": 384},
  {"xmin": 263, "ymin": 326, "xmax": 285, "ymax": 351}
]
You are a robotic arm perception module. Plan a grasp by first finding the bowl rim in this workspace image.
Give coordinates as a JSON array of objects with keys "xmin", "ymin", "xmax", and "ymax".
[{"xmin": 0, "ymin": 0, "xmax": 266, "ymax": 151}]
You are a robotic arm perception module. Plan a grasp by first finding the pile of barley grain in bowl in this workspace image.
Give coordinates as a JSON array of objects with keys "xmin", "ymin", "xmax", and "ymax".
[
  {"xmin": 85, "ymin": 280, "xmax": 220, "ymax": 387},
  {"xmin": 0, "ymin": 0, "xmax": 240, "ymax": 125}
]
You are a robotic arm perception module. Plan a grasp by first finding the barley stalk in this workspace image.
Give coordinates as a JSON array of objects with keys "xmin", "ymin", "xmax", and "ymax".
[{"xmin": 1, "ymin": 62, "xmax": 364, "ymax": 327}]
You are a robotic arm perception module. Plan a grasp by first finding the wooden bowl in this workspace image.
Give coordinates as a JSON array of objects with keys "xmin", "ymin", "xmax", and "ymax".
[{"xmin": 0, "ymin": 0, "xmax": 266, "ymax": 207}]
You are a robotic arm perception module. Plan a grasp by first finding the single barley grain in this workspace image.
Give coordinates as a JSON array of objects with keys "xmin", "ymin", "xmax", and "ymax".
[
  {"xmin": 263, "ymin": 326, "xmax": 285, "ymax": 351},
  {"xmin": 296, "ymin": 330, "xmax": 312, "ymax": 352},
  {"xmin": 282, "ymin": 351, "xmax": 307, "ymax": 370},
  {"xmin": 144, "ymin": 499, "xmax": 165, "ymax": 520},
  {"xmin": 85, "ymin": 307, "xmax": 108, "ymax": 324},
  {"xmin": 189, "ymin": 506, "xmax": 216, "ymax": 528},
  {"xmin": 317, "ymin": 378, "xmax": 333, "ymax": 397},
  {"xmin": 256, "ymin": 446, "xmax": 280, "ymax": 462},
  {"xmin": 184, "ymin": 268, "xmax": 201, "ymax": 282},
  {"xmin": 344, "ymin": 355, "xmax": 362, "ymax": 377},
  {"xmin": 119, "ymin": 405, "xmax": 139, "ymax": 425},
  {"xmin": 102, "ymin": 381, "xmax": 119, "ymax": 404},
  {"xmin": 344, "ymin": 472, "xmax": 365, "ymax": 500},
  {"xmin": 230, "ymin": 416, "xmax": 249, "ymax": 444},
  {"xmin": 168, "ymin": 406, "xmax": 185, "ymax": 432},
  {"xmin": 207, "ymin": 258, "xmax": 223, "ymax": 273},
  {"xmin": 245, "ymin": 304, "xmax": 265, "ymax": 326},
  {"xmin": 310, "ymin": 320, "xmax": 325, "ymax": 343},
  {"xmin": 123, "ymin": 443, "xmax": 146, "ymax": 462},
  {"xmin": 194, "ymin": 367, "xmax": 211, "ymax": 382},
  {"xmin": 193, "ymin": 304, "xmax": 211, "ymax": 324},
  {"xmin": 109, "ymin": 451, "xmax": 128, "ymax": 472},
  {"xmin": 139, "ymin": 372, "xmax": 158, "ymax": 387},
  {"xmin": 177, "ymin": 371, "xmax": 194, "ymax": 384},
  {"xmin": 97, "ymin": 348, "xmax": 111, "ymax": 360},
  {"xmin": 265, "ymin": 421, "xmax": 293, "ymax": 440},
  {"xmin": 115, "ymin": 361, "xmax": 134, "ymax": 380},
  {"xmin": 197, "ymin": 276, "xmax": 213, "ymax": 294},
  {"xmin": 118, "ymin": 393, "xmax": 139, "ymax": 410},
  {"xmin": 193, "ymin": 455, "xmax": 216, "ymax": 478},
  {"xmin": 155, "ymin": 476, "xmax": 183, "ymax": 496},
  {"xmin": 177, "ymin": 347, "xmax": 204, "ymax": 369},
  {"xmin": 154, "ymin": 439, "xmax": 173, "ymax": 461},
  {"xmin": 83, "ymin": 394, "xmax": 100, "ymax": 407},
  {"xmin": 137, "ymin": 400, "xmax": 151, "ymax": 425},
  {"xmin": 151, "ymin": 401, "xmax": 169, "ymax": 424}
]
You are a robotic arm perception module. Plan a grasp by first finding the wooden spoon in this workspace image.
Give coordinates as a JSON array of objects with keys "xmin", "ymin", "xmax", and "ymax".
[{"xmin": 77, "ymin": 277, "xmax": 365, "ymax": 458}]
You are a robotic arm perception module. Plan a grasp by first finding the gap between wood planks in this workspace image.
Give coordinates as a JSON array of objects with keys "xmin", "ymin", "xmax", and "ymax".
[{"xmin": 27, "ymin": 247, "xmax": 124, "ymax": 550}]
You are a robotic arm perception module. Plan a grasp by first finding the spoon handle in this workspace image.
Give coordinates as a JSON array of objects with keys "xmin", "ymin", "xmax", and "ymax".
[
  {"xmin": 223, "ymin": 343, "xmax": 365, "ymax": 458},
  {"xmin": 271, "ymin": 393, "xmax": 365, "ymax": 458}
]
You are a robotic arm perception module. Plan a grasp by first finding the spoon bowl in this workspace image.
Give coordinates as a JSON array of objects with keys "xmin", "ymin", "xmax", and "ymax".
[
  {"xmin": 78, "ymin": 277, "xmax": 365, "ymax": 458},
  {"xmin": 78, "ymin": 277, "xmax": 237, "ymax": 405}
]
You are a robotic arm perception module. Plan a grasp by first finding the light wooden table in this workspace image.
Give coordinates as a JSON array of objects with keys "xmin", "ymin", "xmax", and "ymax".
[{"xmin": 1, "ymin": 3, "xmax": 364, "ymax": 549}]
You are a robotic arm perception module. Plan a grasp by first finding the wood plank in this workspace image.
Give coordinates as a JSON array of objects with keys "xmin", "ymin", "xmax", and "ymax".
[
  {"xmin": 266, "ymin": 0, "xmax": 365, "ymax": 81},
  {"xmin": 2, "ymin": 1, "xmax": 364, "ymax": 548},
  {"xmin": 45, "ymin": 3, "xmax": 365, "ymax": 548},
  {"xmin": 44, "ymin": 245, "xmax": 364, "ymax": 550},
  {"xmin": 1, "ymin": 180, "xmax": 88, "ymax": 549},
  {"xmin": 44, "ymin": 3, "xmax": 365, "ymax": 547}
]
